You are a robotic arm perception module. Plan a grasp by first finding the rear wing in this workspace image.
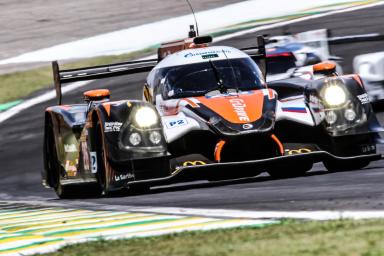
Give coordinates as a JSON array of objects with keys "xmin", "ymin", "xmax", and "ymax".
[
  {"xmin": 52, "ymin": 35, "xmax": 267, "ymax": 105},
  {"xmin": 328, "ymin": 33, "xmax": 384, "ymax": 45},
  {"xmin": 52, "ymin": 59, "xmax": 158, "ymax": 105}
]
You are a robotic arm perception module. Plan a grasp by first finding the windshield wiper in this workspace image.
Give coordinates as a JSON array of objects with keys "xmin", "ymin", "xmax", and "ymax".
[
  {"xmin": 222, "ymin": 50, "xmax": 240, "ymax": 93},
  {"xmin": 208, "ymin": 60, "xmax": 227, "ymax": 94}
]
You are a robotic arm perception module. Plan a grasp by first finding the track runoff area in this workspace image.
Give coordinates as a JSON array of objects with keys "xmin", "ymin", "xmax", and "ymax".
[{"xmin": 2, "ymin": 2, "xmax": 384, "ymax": 255}]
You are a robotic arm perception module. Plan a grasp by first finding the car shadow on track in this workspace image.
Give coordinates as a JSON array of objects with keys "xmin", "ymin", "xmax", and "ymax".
[
  {"xmin": 48, "ymin": 166, "xmax": 376, "ymax": 200},
  {"xmin": 104, "ymin": 167, "xmax": 353, "ymax": 198}
]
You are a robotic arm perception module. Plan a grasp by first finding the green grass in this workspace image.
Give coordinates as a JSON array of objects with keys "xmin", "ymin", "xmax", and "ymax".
[
  {"xmin": 0, "ymin": 47, "xmax": 157, "ymax": 104},
  {"xmin": 41, "ymin": 219, "xmax": 384, "ymax": 256}
]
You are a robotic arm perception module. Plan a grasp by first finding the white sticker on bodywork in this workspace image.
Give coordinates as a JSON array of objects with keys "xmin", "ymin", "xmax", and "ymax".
[
  {"xmin": 64, "ymin": 144, "xmax": 78, "ymax": 153},
  {"xmin": 104, "ymin": 122, "xmax": 123, "ymax": 133},
  {"xmin": 165, "ymin": 118, "xmax": 188, "ymax": 129},
  {"xmin": 357, "ymin": 93, "xmax": 370, "ymax": 104},
  {"xmin": 90, "ymin": 152, "xmax": 97, "ymax": 174}
]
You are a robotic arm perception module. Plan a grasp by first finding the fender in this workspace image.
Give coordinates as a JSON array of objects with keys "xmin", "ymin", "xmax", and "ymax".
[{"xmin": 43, "ymin": 104, "xmax": 87, "ymax": 187}]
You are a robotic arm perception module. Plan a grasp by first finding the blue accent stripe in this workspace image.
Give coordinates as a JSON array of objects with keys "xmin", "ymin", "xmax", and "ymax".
[{"xmin": 281, "ymin": 107, "xmax": 307, "ymax": 113}]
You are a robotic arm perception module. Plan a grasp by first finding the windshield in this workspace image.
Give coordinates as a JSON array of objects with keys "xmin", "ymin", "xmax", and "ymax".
[{"xmin": 162, "ymin": 58, "xmax": 265, "ymax": 99}]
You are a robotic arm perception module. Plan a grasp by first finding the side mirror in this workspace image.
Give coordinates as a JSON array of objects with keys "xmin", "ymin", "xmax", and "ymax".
[
  {"xmin": 313, "ymin": 62, "xmax": 337, "ymax": 76},
  {"xmin": 193, "ymin": 36, "xmax": 213, "ymax": 45}
]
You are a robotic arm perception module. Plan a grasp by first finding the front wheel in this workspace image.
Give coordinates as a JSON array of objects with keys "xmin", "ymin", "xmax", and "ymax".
[{"xmin": 55, "ymin": 182, "xmax": 101, "ymax": 199}]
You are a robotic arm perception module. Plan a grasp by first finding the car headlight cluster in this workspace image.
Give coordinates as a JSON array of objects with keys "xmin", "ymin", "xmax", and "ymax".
[
  {"xmin": 118, "ymin": 105, "xmax": 165, "ymax": 151},
  {"xmin": 319, "ymin": 79, "xmax": 367, "ymax": 134}
]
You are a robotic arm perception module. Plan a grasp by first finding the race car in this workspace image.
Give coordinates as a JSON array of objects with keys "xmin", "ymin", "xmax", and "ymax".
[
  {"xmin": 43, "ymin": 27, "xmax": 383, "ymax": 198},
  {"xmin": 354, "ymin": 51, "xmax": 384, "ymax": 104},
  {"xmin": 265, "ymin": 29, "xmax": 343, "ymax": 82}
]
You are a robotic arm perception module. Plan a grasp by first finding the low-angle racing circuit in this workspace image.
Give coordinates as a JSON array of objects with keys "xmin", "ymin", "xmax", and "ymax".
[{"xmin": 43, "ymin": 26, "xmax": 383, "ymax": 198}]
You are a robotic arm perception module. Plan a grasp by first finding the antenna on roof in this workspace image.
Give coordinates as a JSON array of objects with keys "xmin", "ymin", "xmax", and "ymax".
[{"xmin": 185, "ymin": 0, "xmax": 199, "ymax": 36}]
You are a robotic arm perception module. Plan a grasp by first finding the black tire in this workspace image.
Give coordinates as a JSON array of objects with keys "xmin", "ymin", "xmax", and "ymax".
[
  {"xmin": 55, "ymin": 182, "xmax": 102, "ymax": 199},
  {"xmin": 268, "ymin": 163, "xmax": 313, "ymax": 179},
  {"xmin": 323, "ymin": 160, "xmax": 370, "ymax": 172}
]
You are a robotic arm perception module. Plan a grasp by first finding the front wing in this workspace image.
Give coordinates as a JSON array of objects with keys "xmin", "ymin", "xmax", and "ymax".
[{"xmin": 127, "ymin": 151, "xmax": 382, "ymax": 187}]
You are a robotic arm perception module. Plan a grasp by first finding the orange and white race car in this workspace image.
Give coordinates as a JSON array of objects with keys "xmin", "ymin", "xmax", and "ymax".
[{"xmin": 43, "ymin": 27, "xmax": 383, "ymax": 198}]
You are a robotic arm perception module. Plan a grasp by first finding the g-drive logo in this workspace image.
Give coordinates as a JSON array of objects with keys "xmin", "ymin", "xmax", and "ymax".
[
  {"xmin": 229, "ymin": 99, "xmax": 250, "ymax": 122},
  {"xmin": 184, "ymin": 49, "xmax": 231, "ymax": 58}
]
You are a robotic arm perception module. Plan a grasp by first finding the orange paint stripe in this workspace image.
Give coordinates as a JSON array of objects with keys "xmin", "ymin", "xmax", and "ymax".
[
  {"xmin": 352, "ymin": 74, "xmax": 364, "ymax": 88},
  {"xmin": 183, "ymin": 98, "xmax": 199, "ymax": 108},
  {"xmin": 271, "ymin": 134, "xmax": 284, "ymax": 155},
  {"xmin": 214, "ymin": 140, "xmax": 226, "ymax": 162},
  {"xmin": 103, "ymin": 103, "xmax": 111, "ymax": 116},
  {"xmin": 268, "ymin": 89, "xmax": 275, "ymax": 100}
]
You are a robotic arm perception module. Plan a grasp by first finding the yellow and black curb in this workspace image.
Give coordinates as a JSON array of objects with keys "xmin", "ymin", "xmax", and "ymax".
[{"xmin": 0, "ymin": 202, "xmax": 274, "ymax": 256}]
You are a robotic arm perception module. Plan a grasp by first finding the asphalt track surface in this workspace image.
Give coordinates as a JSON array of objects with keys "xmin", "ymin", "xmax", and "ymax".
[{"xmin": 1, "ymin": 5, "xmax": 384, "ymax": 211}]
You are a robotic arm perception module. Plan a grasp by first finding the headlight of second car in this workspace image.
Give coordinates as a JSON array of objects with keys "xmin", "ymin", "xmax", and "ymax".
[
  {"xmin": 319, "ymin": 79, "xmax": 366, "ymax": 134},
  {"xmin": 322, "ymin": 80, "xmax": 347, "ymax": 107}
]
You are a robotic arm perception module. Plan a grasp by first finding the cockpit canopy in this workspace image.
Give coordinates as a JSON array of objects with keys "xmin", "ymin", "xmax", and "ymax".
[{"xmin": 151, "ymin": 56, "xmax": 266, "ymax": 99}]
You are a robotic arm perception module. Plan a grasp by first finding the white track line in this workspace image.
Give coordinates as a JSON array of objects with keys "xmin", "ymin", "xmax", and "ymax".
[
  {"xmin": 0, "ymin": 1, "xmax": 382, "ymax": 124},
  {"xmin": 5, "ymin": 200, "xmax": 384, "ymax": 221},
  {"xmin": 0, "ymin": 0, "xmax": 363, "ymax": 64},
  {"xmin": 214, "ymin": 1, "xmax": 384, "ymax": 42},
  {"xmin": 0, "ymin": 81, "xmax": 90, "ymax": 123}
]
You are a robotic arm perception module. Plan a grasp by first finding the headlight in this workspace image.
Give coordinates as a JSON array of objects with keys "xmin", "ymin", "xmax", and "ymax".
[
  {"xmin": 325, "ymin": 110, "xmax": 337, "ymax": 125},
  {"xmin": 135, "ymin": 107, "xmax": 158, "ymax": 127},
  {"xmin": 129, "ymin": 133, "xmax": 141, "ymax": 146},
  {"xmin": 344, "ymin": 109, "xmax": 356, "ymax": 121},
  {"xmin": 323, "ymin": 84, "xmax": 347, "ymax": 107},
  {"xmin": 149, "ymin": 131, "xmax": 162, "ymax": 145}
]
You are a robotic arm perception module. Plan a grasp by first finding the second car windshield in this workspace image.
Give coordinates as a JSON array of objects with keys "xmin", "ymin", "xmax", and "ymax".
[{"xmin": 163, "ymin": 57, "xmax": 265, "ymax": 98}]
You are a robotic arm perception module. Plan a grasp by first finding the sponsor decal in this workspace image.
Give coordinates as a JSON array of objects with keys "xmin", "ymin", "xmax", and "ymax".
[
  {"xmin": 242, "ymin": 123, "xmax": 253, "ymax": 130},
  {"xmin": 357, "ymin": 93, "xmax": 370, "ymax": 104},
  {"xmin": 114, "ymin": 173, "xmax": 135, "ymax": 181},
  {"xmin": 65, "ymin": 160, "xmax": 77, "ymax": 177},
  {"xmin": 285, "ymin": 148, "xmax": 312, "ymax": 155},
  {"xmin": 183, "ymin": 161, "xmax": 206, "ymax": 167},
  {"xmin": 309, "ymin": 95, "xmax": 320, "ymax": 104},
  {"xmin": 166, "ymin": 118, "xmax": 188, "ymax": 129},
  {"xmin": 202, "ymin": 54, "xmax": 219, "ymax": 59},
  {"xmin": 64, "ymin": 144, "xmax": 77, "ymax": 153},
  {"xmin": 184, "ymin": 49, "xmax": 231, "ymax": 58},
  {"xmin": 104, "ymin": 122, "xmax": 123, "ymax": 133},
  {"xmin": 361, "ymin": 144, "xmax": 376, "ymax": 153},
  {"xmin": 90, "ymin": 152, "xmax": 97, "ymax": 174},
  {"xmin": 205, "ymin": 91, "xmax": 253, "ymax": 99},
  {"xmin": 229, "ymin": 99, "xmax": 250, "ymax": 122}
]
